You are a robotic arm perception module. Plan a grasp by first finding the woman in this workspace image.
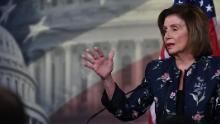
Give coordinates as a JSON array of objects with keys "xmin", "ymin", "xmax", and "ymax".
[{"xmin": 82, "ymin": 4, "xmax": 220, "ymax": 124}]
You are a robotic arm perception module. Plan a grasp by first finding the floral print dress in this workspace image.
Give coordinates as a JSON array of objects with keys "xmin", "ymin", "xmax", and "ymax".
[{"xmin": 101, "ymin": 56, "xmax": 220, "ymax": 124}]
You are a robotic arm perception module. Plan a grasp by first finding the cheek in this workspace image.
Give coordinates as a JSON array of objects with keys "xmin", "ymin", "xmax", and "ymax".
[{"xmin": 178, "ymin": 32, "xmax": 189, "ymax": 43}]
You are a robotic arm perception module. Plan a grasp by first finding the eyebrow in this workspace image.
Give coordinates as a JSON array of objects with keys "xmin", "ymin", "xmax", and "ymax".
[{"xmin": 163, "ymin": 24, "xmax": 184, "ymax": 29}]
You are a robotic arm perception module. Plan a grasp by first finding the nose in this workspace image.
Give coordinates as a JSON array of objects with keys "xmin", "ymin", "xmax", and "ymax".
[{"xmin": 164, "ymin": 32, "xmax": 171, "ymax": 41}]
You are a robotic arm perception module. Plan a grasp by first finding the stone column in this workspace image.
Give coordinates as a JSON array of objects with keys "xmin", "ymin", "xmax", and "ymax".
[
  {"xmin": 45, "ymin": 51, "xmax": 52, "ymax": 107},
  {"xmin": 28, "ymin": 63, "xmax": 36, "ymax": 81},
  {"xmin": 64, "ymin": 46, "xmax": 72, "ymax": 100}
]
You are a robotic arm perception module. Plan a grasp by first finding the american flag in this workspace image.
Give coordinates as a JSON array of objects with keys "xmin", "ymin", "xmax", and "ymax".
[{"xmin": 149, "ymin": 0, "xmax": 220, "ymax": 124}]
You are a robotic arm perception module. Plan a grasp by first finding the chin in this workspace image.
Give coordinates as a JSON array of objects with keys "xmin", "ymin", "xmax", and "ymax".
[
  {"xmin": 167, "ymin": 50, "xmax": 176, "ymax": 55},
  {"xmin": 167, "ymin": 51, "xmax": 179, "ymax": 57}
]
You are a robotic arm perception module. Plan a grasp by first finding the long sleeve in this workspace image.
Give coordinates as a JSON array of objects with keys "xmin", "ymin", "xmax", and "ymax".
[
  {"xmin": 101, "ymin": 63, "xmax": 154, "ymax": 121},
  {"xmin": 214, "ymin": 82, "xmax": 220, "ymax": 124}
]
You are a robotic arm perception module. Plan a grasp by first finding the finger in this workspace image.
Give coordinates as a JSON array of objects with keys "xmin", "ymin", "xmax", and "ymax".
[
  {"xmin": 82, "ymin": 53, "xmax": 95, "ymax": 64},
  {"xmin": 85, "ymin": 48, "xmax": 98, "ymax": 60},
  {"xmin": 84, "ymin": 62, "xmax": 94, "ymax": 70},
  {"xmin": 94, "ymin": 47, "xmax": 104, "ymax": 58},
  {"xmin": 108, "ymin": 49, "xmax": 115, "ymax": 61}
]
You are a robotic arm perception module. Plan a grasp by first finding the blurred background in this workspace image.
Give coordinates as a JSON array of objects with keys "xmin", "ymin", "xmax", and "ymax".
[{"xmin": 0, "ymin": 0, "xmax": 220, "ymax": 124}]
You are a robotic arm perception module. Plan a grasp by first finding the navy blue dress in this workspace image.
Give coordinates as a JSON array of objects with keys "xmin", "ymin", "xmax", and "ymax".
[{"xmin": 102, "ymin": 56, "xmax": 220, "ymax": 124}]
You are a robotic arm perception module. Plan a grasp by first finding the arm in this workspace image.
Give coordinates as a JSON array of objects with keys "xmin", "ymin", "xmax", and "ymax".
[
  {"xmin": 82, "ymin": 47, "xmax": 154, "ymax": 121},
  {"xmin": 214, "ymin": 84, "xmax": 220, "ymax": 123},
  {"xmin": 101, "ymin": 64, "xmax": 154, "ymax": 121}
]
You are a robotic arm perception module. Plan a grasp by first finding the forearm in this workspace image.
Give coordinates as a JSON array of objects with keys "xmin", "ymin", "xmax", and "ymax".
[
  {"xmin": 101, "ymin": 82, "xmax": 153, "ymax": 121},
  {"xmin": 103, "ymin": 75, "xmax": 116, "ymax": 100}
]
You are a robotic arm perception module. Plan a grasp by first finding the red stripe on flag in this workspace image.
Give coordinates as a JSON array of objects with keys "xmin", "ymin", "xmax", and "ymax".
[
  {"xmin": 159, "ymin": 45, "xmax": 166, "ymax": 59},
  {"xmin": 209, "ymin": 19, "xmax": 220, "ymax": 56},
  {"xmin": 147, "ymin": 110, "xmax": 153, "ymax": 124}
]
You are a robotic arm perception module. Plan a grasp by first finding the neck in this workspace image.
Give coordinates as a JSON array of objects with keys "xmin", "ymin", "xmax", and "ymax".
[{"xmin": 174, "ymin": 54, "xmax": 195, "ymax": 71}]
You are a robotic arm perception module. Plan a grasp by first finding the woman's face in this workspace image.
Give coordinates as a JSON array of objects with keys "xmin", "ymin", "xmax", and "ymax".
[{"xmin": 163, "ymin": 14, "xmax": 190, "ymax": 56}]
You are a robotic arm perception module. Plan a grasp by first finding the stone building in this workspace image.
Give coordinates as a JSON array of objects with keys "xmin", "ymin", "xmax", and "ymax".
[{"xmin": 0, "ymin": 26, "xmax": 47, "ymax": 124}]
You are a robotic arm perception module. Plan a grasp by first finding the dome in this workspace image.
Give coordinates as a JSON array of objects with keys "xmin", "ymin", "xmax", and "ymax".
[
  {"xmin": 0, "ymin": 26, "xmax": 24, "ymax": 61},
  {"xmin": 0, "ymin": 26, "xmax": 27, "ymax": 73},
  {"xmin": 0, "ymin": 26, "xmax": 47, "ymax": 124}
]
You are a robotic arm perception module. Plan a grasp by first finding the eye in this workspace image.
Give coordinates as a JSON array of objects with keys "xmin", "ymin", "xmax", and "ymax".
[
  {"xmin": 162, "ymin": 27, "xmax": 167, "ymax": 34},
  {"xmin": 172, "ymin": 27, "xmax": 178, "ymax": 31}
]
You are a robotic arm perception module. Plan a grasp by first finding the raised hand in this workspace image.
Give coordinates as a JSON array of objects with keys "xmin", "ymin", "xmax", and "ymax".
[{"xmin": 82, "ymin": 47, "xmax": 115, "ymax": 80}]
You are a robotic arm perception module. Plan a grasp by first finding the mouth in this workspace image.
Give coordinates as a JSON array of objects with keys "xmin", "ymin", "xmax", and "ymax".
[{"xmin": 165, "ymin": 43, "xmax": 175, "ymax": 49}]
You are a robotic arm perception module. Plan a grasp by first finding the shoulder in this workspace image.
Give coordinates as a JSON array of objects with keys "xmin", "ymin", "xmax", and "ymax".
[
  {"xmin": 202, "ymin": 56, "xmax": 220, "ymax": 64},
  {"xmin": 210, "ymin": 56, "xmax": 220, "ymax": 62},
  {"xmin": 198, "ymin": 56, "xmax": 220, "ymax": 68},
  {"xmin": 145, "ymin": 57, "xmax": 173, "ymax": 71},
  {"xmin": 148, "ymin": 57, "xmax": 173, "ymax": 66},
  {"xmin": 210, "ymin": 56, "xmax": 220, "ymax": 67}
]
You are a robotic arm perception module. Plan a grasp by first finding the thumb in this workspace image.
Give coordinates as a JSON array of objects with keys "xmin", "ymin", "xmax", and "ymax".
[{"xmin": 108, "ymin": 49, "xmax": 115, "ymax": 61}]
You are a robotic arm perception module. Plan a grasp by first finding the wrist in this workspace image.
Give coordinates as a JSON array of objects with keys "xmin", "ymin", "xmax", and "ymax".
[
  {"xmin": 100, "ymin": 73, "xmax": 112, "ymax": 80},
  {"xmin": 103, "ymin": 75, "xmax": 115, "ymax": 91},
  {"xmin": 103, "ymin": 75, "xmax": 114, "ymax": 85},
  {"xmin": 103, "ymin": 74, "xmax": 113, "ymax": 81}
]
